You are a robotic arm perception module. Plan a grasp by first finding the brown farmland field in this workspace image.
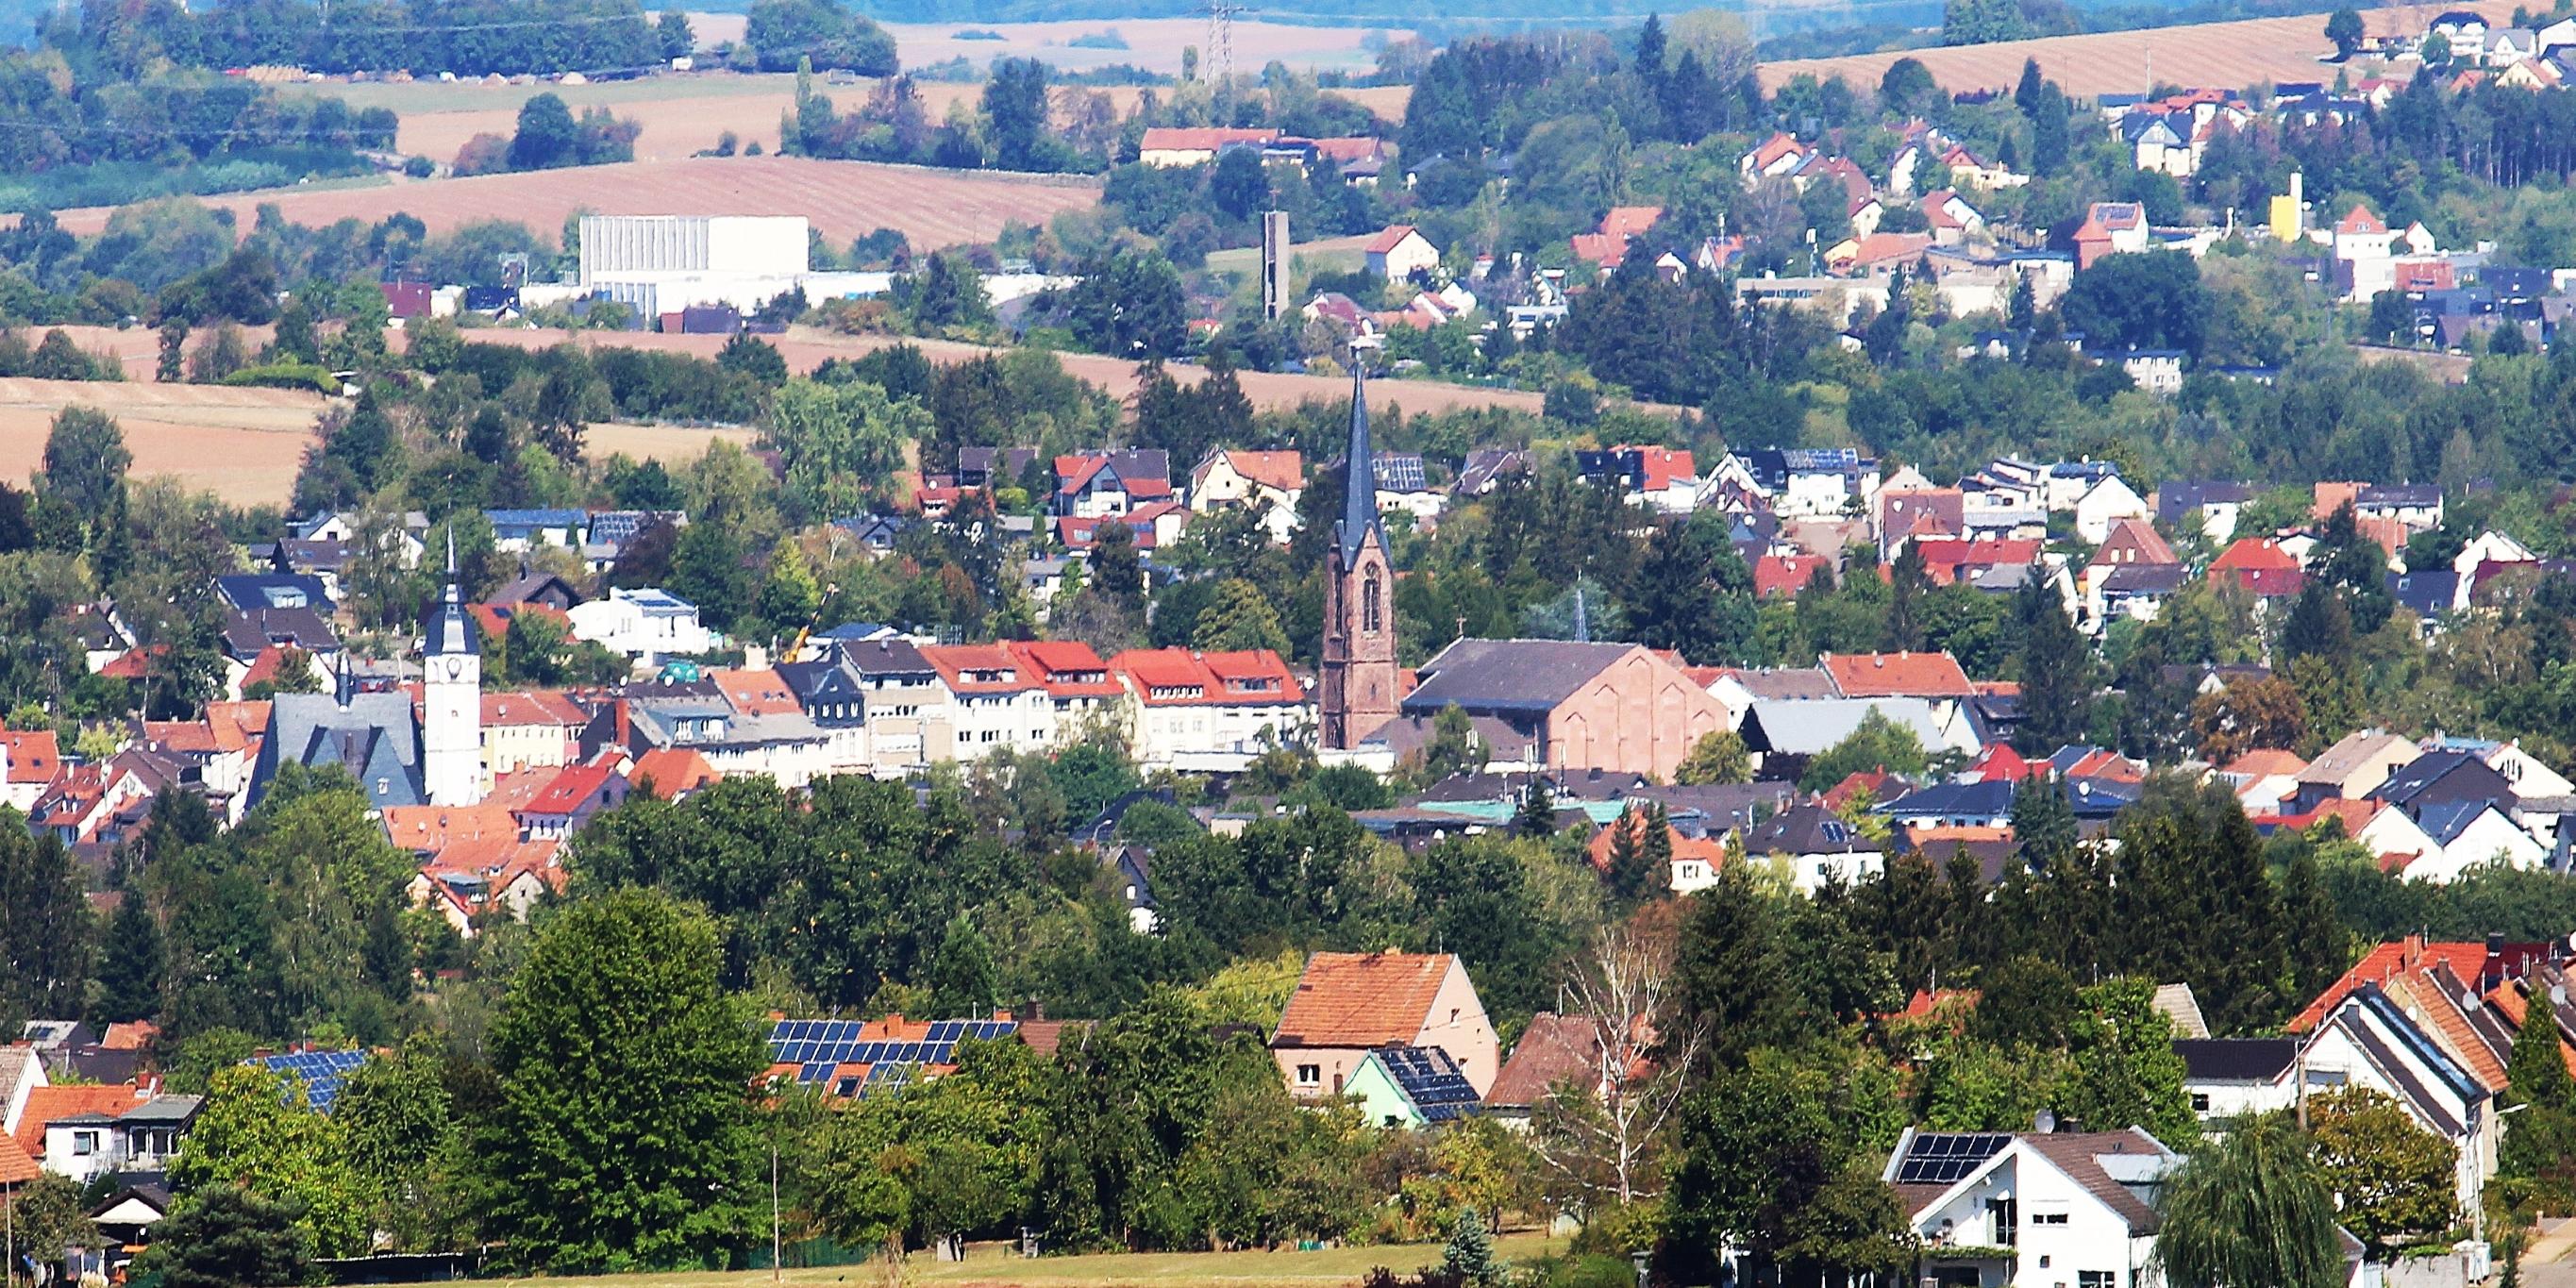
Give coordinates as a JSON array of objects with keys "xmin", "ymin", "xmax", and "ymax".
[
  {"xmin": 1757, "ymin": 0, "xmax": 2522, "ymax": 96},
  {"xmin": 0, "ymin": 378, "xmax": 326, "ymax": 508},
  {"xmin": 585, "ymin": 421, "xmax": 762, "ymax": 465},
  {"xmin": 52, "ymin": 157, "xmax": 1104, "ymax": 249}
]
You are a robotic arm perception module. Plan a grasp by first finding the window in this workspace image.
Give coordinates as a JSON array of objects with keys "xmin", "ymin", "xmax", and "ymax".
[
  {"xmin": 2079, "ymin": 1274, "xmax": 2116, "ymax": 1288},
  {"xmin": 72, "ymin": 1131, "xmax": 97, "ymax": 1156},
  {"xmin": 1296, "ymin": 1063, "xmax": 1321, "ymax": 1086},
  {"xmin": 2031, "ymin": 1210, "xmax": 2069, "ymax": 1227},
  {"xmin": 2190, "ymin": 1093, "xmax": 2211, "ymax": 1112},
  {"xmin": 1363, "ymin": 570, "xmax": 1383, "ymax": 635},
  {"xmin": 1986, "ymin": 1197, "xmax": 2016, "ymax": 1246}
]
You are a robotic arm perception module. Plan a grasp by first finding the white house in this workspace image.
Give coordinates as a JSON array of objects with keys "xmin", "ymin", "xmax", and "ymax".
[
  {"xmin": 2304, "ymin": 983, "xmax": 2496, "ymax": 1212},
  {"xmin": 1188, "ymin": 449, "xmax": 1305, "ymax": 544},
  {"xmin": 2399, "ymin": 800, "xmax": 2551, "ymax": 882},
  {"xmin": 565, "ymin": 587, "xmax": 716, "ymax": 666},
  {"xmin": 1364, "ymin": 225, "xmax": 1441, "ymax": 282},
  {"xmin": 2453, "ymin": 529, "xmax": 2537, "ymax": 577},
  {"xmin": 2175, "ymin": 1038, "xmax": 2302, "ymax": 1124},
  {"xmin": 1742, "ymin": 803, "xmax": 1884, "ymax": 894},
  {"xmin": 1111, "ymin": 647, "xmax": 1310, "ymax": 771},
  {"xmin": 1883, "ymin": 1127, "xmax": 2177, "ymax": 1288},
  {"xmin": 2073, "ymin": 477, "xmax": 2154, "ymax": 544}
]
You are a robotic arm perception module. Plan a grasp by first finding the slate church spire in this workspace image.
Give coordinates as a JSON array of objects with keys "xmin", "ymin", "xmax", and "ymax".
[{"xmin": 1319, "ymin": 360, "xmax": 1397, "ymax": 750}]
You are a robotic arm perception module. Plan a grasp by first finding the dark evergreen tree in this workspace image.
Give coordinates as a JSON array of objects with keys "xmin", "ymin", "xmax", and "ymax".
[
  {"xmin": 94, "ymin": 890, "xmax": 164, "ymax": 1025},
  {"xmin": 2011, "ymin": 573, "xmax": 2095, "ymax": 754},
  {"xmin": 2009, "ymin": 776, "xmax": 2078, "ymax": 867},
  {"xmin": 1515, "ymin": 778, "xmax": 1557, "ymax": 838}
]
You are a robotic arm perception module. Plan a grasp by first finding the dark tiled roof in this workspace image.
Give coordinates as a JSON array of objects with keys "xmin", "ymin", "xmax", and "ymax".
[{"xmin": 2173, "ymin": 1038, "xmax": 2297, "ymax": 1081}]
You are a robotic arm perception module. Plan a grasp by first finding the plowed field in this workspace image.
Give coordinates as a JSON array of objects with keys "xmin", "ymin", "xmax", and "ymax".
[
  {"xmin": 0, "ymin": 377, "xmax": 327, "ymax": 507},
  {"xmin": 1757, "ymin": 0, "xmax": 2521, "ymax": 96},
  {"xmin": 51, "ymin": 157, "xmax": 1104, "ymax": 249}
]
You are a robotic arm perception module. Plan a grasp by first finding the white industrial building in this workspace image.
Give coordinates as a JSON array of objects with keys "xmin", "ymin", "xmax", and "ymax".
[{"xmin": 576, "ymin": 214, "xmax": 812, "ymax": 316}]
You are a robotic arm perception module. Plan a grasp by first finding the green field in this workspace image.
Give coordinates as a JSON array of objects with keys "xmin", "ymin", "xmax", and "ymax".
[{"xmin": 535, "ymin": 1232, "xmax": 1566, "ymax": 1288}]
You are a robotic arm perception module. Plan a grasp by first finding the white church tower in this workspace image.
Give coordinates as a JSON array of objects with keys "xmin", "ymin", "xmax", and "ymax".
[{"xmin": 422, "ymin": 532, "xmax": 484, "ymax": 806}]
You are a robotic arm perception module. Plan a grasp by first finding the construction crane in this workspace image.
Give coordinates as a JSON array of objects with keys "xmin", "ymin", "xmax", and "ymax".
[{"xmin": 780, "ymin": 581, "xmax": 843, "ymax": 664}]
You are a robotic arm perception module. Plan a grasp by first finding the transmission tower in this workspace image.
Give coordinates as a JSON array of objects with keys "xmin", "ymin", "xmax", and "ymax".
[{"xmin": 1205, "ymin": 0, "xmax": 1251, "ymax": 82}]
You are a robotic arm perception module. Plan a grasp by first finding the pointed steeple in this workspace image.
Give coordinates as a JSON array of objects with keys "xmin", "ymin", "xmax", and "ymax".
[
  {"xmin": 1336, "ymin": 360, "xmax": 1383, "ymax": 566},
  {"xmin": 425, "ymin": 527, "xmax": 474, "ymax": 658}
]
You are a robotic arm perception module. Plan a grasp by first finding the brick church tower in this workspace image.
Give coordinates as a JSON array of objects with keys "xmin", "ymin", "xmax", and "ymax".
[{"xmin": 1320, "ymin": 365, "xmax": 1397, "ymax": 750}]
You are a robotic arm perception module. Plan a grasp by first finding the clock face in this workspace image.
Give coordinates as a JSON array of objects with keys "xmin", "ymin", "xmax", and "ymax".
[{"xmin": 444, "ymin": 657, "xmax": 466, "ymax": 681}]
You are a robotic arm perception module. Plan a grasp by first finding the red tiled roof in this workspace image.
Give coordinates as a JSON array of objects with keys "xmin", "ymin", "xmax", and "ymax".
[
  {"xmin": 2336, "ymin": 203, "xmax": 2387, "ymax": 236},
  {"xmin": 101, "ymin": 1021, "xmax": 158, "ymax": 1051},
  {"xmin": 1748, "ymin": 132, "xmax": 1806, "ymax": 170},
  {"xmin": 1615, "ymin": 445, "xmax": 1695, "ymax": 492},
  {"xmin": 0, "ymin": 729, "xmax": 60, "ymax": 784},
  {"xmin": 1968, "ymin": 743, "xmax": 2031, "ymax": 781},
  {"xmin": 1584, "ymin": 807, "xmax": 1727, "ymax": 875},
  {"xmin": 2214, "ymin": 538, "xmax": 2299, "ymax": 572},
  {"xmin": 1600, "ymin": 206, "xmax": 1664, "ymax": 238},
  {"xmin": 0, "ymin": 1132, "xmax": 36, "ymax": 1185},
  {"xmin": 525, "ymin": 762, "xmax": 619, "ymax": 816},
  {"xmin": 1484, "ymin": 1012, "xmax": 1608, "ymax": 1109},
  {"xmin": 14, "ymin": 1083, "xmax": 147, "ymax": 1156},
  {"xmin": 1842, "ymin": 231, "xmax": 1933, "ymax": 267},
  {"xmin": 2224, "ymin": 748, "xmax": 2309, "ymax": 778},
  {"xmin": 920, "ymin": 644, "xmax": 1030, "ymax": 694},
  {"xmin": 1007, "ymin": 641, "xmax": 1124, "ymax": 699},
  {"xmin": 1819, "ymin": 769, "xmax": 1895, "ymax": 811},
  {"xmin": 1365, "ymin": 224, "xmax": 1422, "ymax": 255},
  {"xmin": 482, "ymin": 690, "xmax": 585, "ymax": 727},
  {"xmin": 2091, "ymin": 518, "xmax": 2177, "ymax": 567},
  {"xmin": 1274, "ymin": 951, "xmax": 1456, "ymax": 1048},
  {"xmin": 1821, "ymin": 651, "xmax": 1975, "ymax": 699},
  {"xmin": 1755, "ymin": 554, "xmax": 1831, "ymax": 598},
  {"xmin": 2289, "ymin": 936, "xmax": 2495, "ymax": 1031},
  {"xmin": 1215, "ymin": 450, "xmax": 1303, "ymax": 493},
  {"xmin": 1569, "ymin": 232, "xmax": 1629, "ymax": 266},
  {"xmin": 711, "ymin": 668, "xmax": 801, "ymax": 716},
  {"xmin": 629, "ymin": 747, "xmax": 720, "ymax": 799},
  {"xmin": 381, "ymin": 804, "xmax": 522, "ymax": 853}
]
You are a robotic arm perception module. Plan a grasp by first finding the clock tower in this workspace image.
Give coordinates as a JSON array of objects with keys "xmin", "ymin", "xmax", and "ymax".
[{"xmin": 422, "ymin": 532, "xmax": 484, "ymax": 806}]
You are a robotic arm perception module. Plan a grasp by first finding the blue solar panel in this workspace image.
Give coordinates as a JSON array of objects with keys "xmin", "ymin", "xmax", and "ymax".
[
  {"xmin": 1379, "ymin": 1047, "xmax": 1480, "ymax": 1123},
  {"xmin": 249, "ymin": 1049, "xmax": 368, "ymax": 1113},
  {"xmin": 800, "ymin": 1060, "xmax": 835, "ymax": 1082},
  {"xmin": 1893, "ymin": 1133, "xmax": 2012, "ymax": 1186}
]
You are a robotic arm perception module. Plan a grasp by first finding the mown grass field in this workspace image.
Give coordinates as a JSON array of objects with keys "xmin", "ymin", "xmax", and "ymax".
[{"xmin": 533, "ymin": 1232, "xmax": 1565, "ymax": 1288}]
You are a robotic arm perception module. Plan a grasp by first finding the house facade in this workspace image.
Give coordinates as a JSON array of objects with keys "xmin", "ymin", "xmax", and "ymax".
[{"xmin": 1272, "ymin": 951, "xmax": 1500, "ymax": 1099}]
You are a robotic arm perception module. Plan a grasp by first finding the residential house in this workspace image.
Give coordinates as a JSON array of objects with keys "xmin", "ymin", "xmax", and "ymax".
[
  {"xmin": 1480, "ymin": 1012, "xmax": 1610, "ymax": 1126},
  {"xmin": 2175, "ymin": 1038, "xmax": 2302, "ymax": 1123},
  {"xmin": 1364, "ymin": 226, "xmax": 1441, "ymax": 281},
  {"xmin": 1366, "ymin": 639, "xmax": 1733, "ymax": 781},
  {"xmin": 1111, "ymin": 648, "xmax": 1309, "ymax": 770},
  {"xmin": 2303, "ymin": 980, "xmax": 2500, "ymax": 1211},
  {"xmin": 1586, "ymin": 805, "xmax": 1732, "ymax": 894},
  {"xmin": 1371, "ymin": 452, "xmax": 1444, "ymax": 525},
  {"xmin": 1137, "ymin": 125, "xmax": 1279, "ymax": 167},
  {"xmin": 2073, "ymin": 203, "xmax": 2149, "ymax": 269},
  {"xmin": 1880, "ymin": 488, "xmax": 1965, "ymax": 555},
  {"xmin": 480, "ymin": 690, "xmax": 584, "ymax": 780},
  {"xmin": 565, "ymin": 588, "xmax": 715, "ymax": 666},
  {"xmin": 18, "ymin": 1085, "xmax": 195, "ymax": 1186},
  {"xmin": 1883, "ymin": 1127, "xmax": 2178, "ymax": 1287},
  {"xmin": 1743, "ymin": 803, "xmax": 1882, "ymax": 893},
  {"xmin": 2209, "ymin": 538, "xmax": 2305, "ymax": 599},
  {"xmin": 1884, "ymin": 778, "xmax": 2019, "ymax": 829},
  {"xmin": 611, "ymin": 684, "xmax": 836, "ymax": 788},
  {"xmin": 1740, "ymin": 132, "xmax": 1813, "ymax": 182},
  {"xmin": 0, "ymin": 729, "xmax": 60, "ymax": 811},
  {"xmin": 921, "ymin": 643, "xmax": 1056, "ymax": 758},
  {"xmin": 2154, "ymin": 480, "xmax": 2251, "ymax": 544},
  {"xmin": 2357, "ymin": 483, "xmax": 2444, "ymax": 533},
  {"xmin": 483, "ymin": 509, "xmax": 587, "ymax": 554},
  {"xmin": 1568, "ymin": 206, "xmax": 1664, "ymax": 270},
  {"xmin": 1711, "ymin": 447, "xmax": 1879, "ymax": 518},
  {"xmin": 1576, "ymin": 445, "xmax": 1698, "ymax": 514},
  {"xmin": 2220, "ymin": 748, "xmax": 2309, "ymax": 813},
  {"xmin": 1188, "ymin": 449, "xmax": 1305, "ymax": 544},
  {"xmin": 1053, "ymin": 450, "xmax": 1174, "ymax": 519},
  {"xmin": 2073, "ymin": 476, "xmax": 2154, "ymax": 544},
  {"xmin": 1272, "ymin": 951, "xmax": 1500, "ymax": 1097},
  {"xmin": 838, "ymin": 637, "xmax": 955, "ymax": 771},
  {"xmin": 515, "ymin": 761, "xmax": 628, "ymax": 841},
  {"xmin": 1921, "ymin": 190, "xmax": 1985, "ymax": 244}
]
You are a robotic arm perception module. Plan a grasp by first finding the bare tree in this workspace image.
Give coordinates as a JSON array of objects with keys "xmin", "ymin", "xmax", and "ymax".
[{"xmin": 1531, "ymin": 906, "xmax": 1703, "ymax": 1216}]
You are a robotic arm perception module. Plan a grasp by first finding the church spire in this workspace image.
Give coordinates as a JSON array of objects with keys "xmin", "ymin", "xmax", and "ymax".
[{"xmin": 1337, "ymin": 359, "xmax": 1382, "ymax": 564}]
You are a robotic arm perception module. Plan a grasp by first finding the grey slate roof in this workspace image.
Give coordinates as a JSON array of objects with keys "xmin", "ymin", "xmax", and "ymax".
[
  {"xmin": 1403, "ymin": 639, "xmax": 1638, "ymax": 715},
  {"xmin": 256, "ymin": 692, "xmax": 424, "ymax": 809}
]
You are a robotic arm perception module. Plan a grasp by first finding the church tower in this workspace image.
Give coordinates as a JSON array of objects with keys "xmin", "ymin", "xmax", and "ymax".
[
  {"xmin": 1320, "ymin": 363, "xmax": 1398, "ymax": 750},
  {"xmin": 422, "ymin": 532, "xmax": 484, "ymax": 806}
]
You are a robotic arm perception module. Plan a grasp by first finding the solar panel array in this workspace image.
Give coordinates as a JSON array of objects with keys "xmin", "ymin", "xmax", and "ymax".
[
  {"xmin": 765, "ymin": 1019, "xmax": 1018, "ymax": 1085},
  {"xmin": 1380, "ymin": 1046, "xmax": 1481, "ymax": 1123},
  {"xmin": 250, "ymin": 1049, "xmax": 370, "ymax": 1112},
  {"xmin": 1893, "ymin": 1132, "xmax": 2011, "ymax": 1186},
  {"xmin": 1372, "ymin": 454, "xmax": 1429, "ymax": 493}
]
